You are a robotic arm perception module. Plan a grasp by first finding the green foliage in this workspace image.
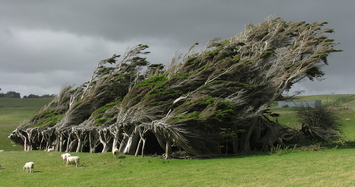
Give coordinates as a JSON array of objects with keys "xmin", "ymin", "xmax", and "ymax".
[
  {"xmin": 171, "ymin": 95, "xmax": 237, "ymax": 128},
  {"xmin": 199, "ymin": 80, "xmax": 266, "ymax": 90},
  {"xmin": 30, "ymin": 109, "xmax": 65, "ymax": 127},
  {"xmin": 92, "ymin": 100, "xmax": 120, "ymax": 116},
  {"xmin": 185, "ymin": 56, "xmax": 199, "ymax": 66},
  {"xmin": 172, "ymin": 73, "xmax": 190, "ymax": 79},
  {"xmin": 34, "ymin": 113, "xmax": 64, "ymax": 127},
  {"xmin": 204, "ymin": 48, "xmax": 221, "ymax": 60},
  {"xmin": 219, "ymin": 40, "xmax": 230, "ymax": 45},
  {"xmin": 94, "ymin": 117, "xmax": 112, "ymax": 126},
  {"xmin": 297, "ymin": 106, "xmax": 343, "ymax": 132},
  {"xmin": 144, "ymin": 88, "xmax": 182, "ymax": 103},
  {"xmin": 134, "ymin": 74, "xmax": 168, "ymax": 88},
  {"xmin": 170, "ymin": 111, "xmax": 202, "ymax": 122}
]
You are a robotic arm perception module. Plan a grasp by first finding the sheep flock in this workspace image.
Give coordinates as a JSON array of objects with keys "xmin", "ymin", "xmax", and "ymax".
[{"xmin": 17, "ymin": 148, "xmax": 123, "ymax": 173}]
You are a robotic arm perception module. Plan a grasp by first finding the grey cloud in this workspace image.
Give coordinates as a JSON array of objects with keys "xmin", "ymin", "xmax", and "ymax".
[{"xmin": 1, "ymin": 0, "xmax": 354, "ymax": 96}]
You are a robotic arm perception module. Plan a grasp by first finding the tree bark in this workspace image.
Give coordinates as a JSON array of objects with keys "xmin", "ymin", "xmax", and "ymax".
[
  {"xmin": 242, "ymin": 118, "xmax": 258, "ymax": 152},
  {"xmin": 110, "ymin": 125, "xmax": 121, "ymax": 152},
  {"xmin": 165, "ymin": 138, "xmax": 172, "ymax": 159},
  {"xmin": 89, "ymin": 130, "xmax": 99, "ymax": 153},
  {"xmin": 135, "ymin": 139, "xmax": 142, "ymax": 157},
  {"xmin": 99, "ymin": 129, "xmax": 112, "ymax": 153},
  {"xmin": 74, "ymin": 129, "xmax": 82, "ymax": 153}
]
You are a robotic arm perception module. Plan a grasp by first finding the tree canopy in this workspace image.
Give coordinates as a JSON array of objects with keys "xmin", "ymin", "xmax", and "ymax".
[{"xmin": 9, "ymin": 17, "xmax": 341, "ymax": 158}]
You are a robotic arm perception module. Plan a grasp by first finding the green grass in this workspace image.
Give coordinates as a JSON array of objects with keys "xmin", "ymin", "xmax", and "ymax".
[
  {"xmin": 268, "ymin": 105, "xmax": 355, "ymax": 140},
  {"xmin": 0, "ymin": 97, "xmax": 53, "ymax": 108},
  {"xmin": 2, "ymin": 96, "xmax": 355, "ymax": 186},
  {"xmin": 1, "ymin": 148, "xmax": 355, "ymax": 186},
  {"xmin": 293, "ymin": 94, "xmax": 355, "ymax": 108},
  {"xmin": 0, "ymin": 98, "xmax": 53, "ymax": 151}
]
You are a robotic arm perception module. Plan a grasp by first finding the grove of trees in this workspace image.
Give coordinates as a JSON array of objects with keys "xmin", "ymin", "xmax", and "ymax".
[
  {"xmin": 9, "ymin": 17, "xmax": 342, "ymax": 158},
  {"xmin": 0, "ymin": 91, "xmax": 21, "ymax": 98}
]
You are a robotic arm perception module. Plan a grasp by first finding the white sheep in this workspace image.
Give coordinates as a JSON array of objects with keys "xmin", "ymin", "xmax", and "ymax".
[
  {"xmin": 47, "ymin": 147, "xmax": 55, "ymax": 152},
  {"xmin": 0, "ymin": 150, "xmax": 4, "ymax": 152},
  {"xmin": 23, "ymin": 162, "xmax": 34, "ymax": 173},
  {"xmin": 112, "ymin": 147, "xmax": 119, "ymax": 159},
  {"xmin": 66, "ymin": 156, "xmax": 80, "ymax": 167},
  {"xmin": 61, "ymin": 153, "xmax": 71, "ymax": 164}
]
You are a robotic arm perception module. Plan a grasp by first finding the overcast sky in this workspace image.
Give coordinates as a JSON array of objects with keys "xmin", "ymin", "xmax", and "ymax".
[{"xmin": 1, "ymin": 1, "xmax": 354, "ymax": 97}]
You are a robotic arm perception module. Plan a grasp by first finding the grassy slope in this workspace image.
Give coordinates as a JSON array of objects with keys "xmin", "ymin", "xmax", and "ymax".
[
  {"xmin": 292, "ymin": 94, "xmax": 355, "ymax": 108},
  {"xmin": 1, "ymin": 96, "xmax": 355, "ymax": 186},
  {"xmin": 0, "ymin": 98, "xmax": 53, "ymax": 151},
  {"xmin": 269, "ymin": 94, "xmax": 355, "ymax": 140},
  {"xmin": 1, "ymin": 149, "xmax": 355, "ymax": 186}
]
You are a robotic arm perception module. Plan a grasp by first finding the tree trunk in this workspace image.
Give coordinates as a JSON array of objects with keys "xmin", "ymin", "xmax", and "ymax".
[
  {"xmin": 135, "ymin": 139, "xmax": 142, "ymax": 157},
  {"xmin": 165, "ymin": 138, "xmax": 172, "ymax": 159},
  {"xmin": 129, "ymin": 131, "xmax": 140, "ymax": 155},
  {"xmin": 110, "ymin": 126, "xmax": 121, "ymax": 152},
  {"xmin": 99, "ymin": 129, "xmax": 112, "ymax": 153},
  {"xmin": 242, "ymin": 118, "xmax": 258, "ymax": 152},
  {"xmin": 225, "ymin": 138, "xmax": 229, "ymax": 155},
  {"xmin": 141, "ymin": 138, "xmax": 146, "ymax": 157},
  {"xmin": 232, "ymin": 140, "xmax": 238, "ymax": 154},
  {"xmin": 66, "ymin": 132, "xmax": 71, "ymax": 152},
  {"xmin": 25, "ymin": 129, "xmax": 33, "ymax": 151},
  {"xmin": 89, "ymin": 130, "xmax": 98, "ymax": 153},
  {"xmin": 75, "ymin": 129, "xmax": 82, "ymax": 153},
  {"xmin": 58, "ymin": 132, "xmax": 64, "ymax": 152},
  {"xmin": 68, "ymin": 139, "xmax": 77, "ymax": 152},
  {"xmin": 118, "ymin": 135, "xmax": 127, "ymax": 153},
  {"xmin": 39, "ymin": 131, "xmax": 46, "ymax": 150}
]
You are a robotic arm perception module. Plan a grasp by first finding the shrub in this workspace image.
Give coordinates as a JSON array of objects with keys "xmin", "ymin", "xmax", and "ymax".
[{"xmin": 297, "ymin": 106, "xmax": 343, "ymax": 142}]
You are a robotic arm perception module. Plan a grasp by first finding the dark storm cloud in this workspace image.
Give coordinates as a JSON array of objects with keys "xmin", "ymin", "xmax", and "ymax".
[{"xmin": 0, "ymin": 0, "xmax": 354, "ymax": 96}]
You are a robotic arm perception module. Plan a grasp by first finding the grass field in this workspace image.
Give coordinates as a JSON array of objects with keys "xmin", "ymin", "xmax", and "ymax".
[
  {"xmin": 0, "ymin": 98, "xmax": 54, "ymax": 151},
  {"xmin": 1, "ymin": 97, "xmax": 355, "ymax": 186},
  {"xmin": 1, "ymin": 147, "xmax": 355, "ymax": 186},
  {"xmin": 293, "ymin": 94, "xmax": 355, "ymax": 109},
  {"xmin": 268, "ymin": 103, "xmax": 355, "ymax": 141}
]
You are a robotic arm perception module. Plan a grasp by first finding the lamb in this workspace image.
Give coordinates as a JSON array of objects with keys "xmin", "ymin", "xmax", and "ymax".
[
  {"xmin": 61, "ymin": 153, "xmax": 71, "ymax": 164},
  {"xmin": 112, "ymin": 147, "xmax": 119, "ymax": 159},
  {"xmin": 66, "ymin": 156, "xmax": 80, "ymax": 167},
  {"xmin": 23, "ymin": 162, "xmax": 34, "ymax": 173}
]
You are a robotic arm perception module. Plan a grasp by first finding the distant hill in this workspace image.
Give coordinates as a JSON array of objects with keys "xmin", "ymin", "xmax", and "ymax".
[{"xmin": 291, "ymin": 94, "xmax": 355, "ymax": 109}]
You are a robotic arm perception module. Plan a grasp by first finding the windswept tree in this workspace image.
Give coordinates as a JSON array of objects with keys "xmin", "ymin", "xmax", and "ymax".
[{"xmin": 9, "ymin": 17, "xmax": 341, "ymax": 157}]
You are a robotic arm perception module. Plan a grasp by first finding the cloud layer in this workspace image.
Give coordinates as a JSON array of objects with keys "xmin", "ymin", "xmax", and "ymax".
[{"xmin": 1, "ymin": 0, "xmax": 353, "ymax": 97}]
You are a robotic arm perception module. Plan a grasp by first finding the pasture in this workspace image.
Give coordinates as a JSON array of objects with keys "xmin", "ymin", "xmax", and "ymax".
[
  {"xmin": 1, "ymin": 97, "xmax": 355, "ymax": 186},
  {"xmin": 1, "ymin": 147, "xmax": 355, "ymax": 186}
]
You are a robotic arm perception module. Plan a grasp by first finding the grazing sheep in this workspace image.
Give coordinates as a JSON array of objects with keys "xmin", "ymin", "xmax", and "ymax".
[
  {"xmin": 112, "ymin": 147, "xmax": 119, "ymax": 159},
  {"xmin": 66, "ymin": 156, "xmax": 80, "ymax": 167},
  {"xmin": 23, "ymin": 162, "xmax": 34, "ymax": 173},
  {"xmin": 47, "ymin": 147, "xmax": 55, "ymax": 152},
  {"xmin": 0, "ymin": 150, "xmax": 4, "ymax": 152},
  {"xmin": 61, "ymin": 153, "xmax": 71, "ymax": 164}
]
